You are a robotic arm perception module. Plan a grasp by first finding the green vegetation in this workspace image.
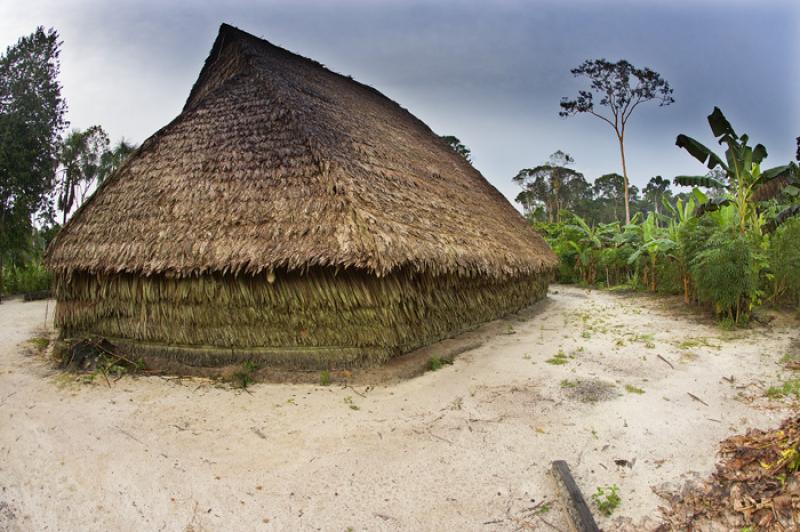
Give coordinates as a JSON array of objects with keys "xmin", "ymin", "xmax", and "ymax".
[
  {"xmin": 591, "ymin": 484, "xmax": 621, "ymax": 516},
  {"xmin": 427, "ymin": 355, "xmax": 453, "ymax": 371},
  {"xmin": 534, "ymin": 502, "xmax": 551, "ymax": 515},
  {"xmin": 546, "ymin": 350, "xmax": 570, "ymax": 365},
  {"xmin": 521, "ymin": 109, "xmax": 799, "ymax": 326},
  {"xmin": 624, "ymin": 384, "xmax": 645, "ymax": 394},
  {"xmin": 27, "ymin": 336, "xmax": 50, "ymax": 353},
  {"xmin": 230, "ymin": 360, "xmax": 257, "ymax": 389},
  {"xmin": 0, "ymin": 27, "xmax": 138, "ymax": 298},
  {"xmin": 766, "ymin": 379, "xmax": 800, "ymax": 400},
  {"xmin": 343, "ymin": 396, "xmax": 360, "ymax": 410}
]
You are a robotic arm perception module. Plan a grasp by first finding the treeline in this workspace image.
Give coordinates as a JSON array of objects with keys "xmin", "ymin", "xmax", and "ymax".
[
  {"xmin": 513, "ymin": 150, "xmax": 679, "ymax": 226},
  {"xmin": 526, "ymin": 110, "xmax": 800, "ymax": 325},
  {"xmin": 0, "ymin": 27, "xmax": 136, "ymax": 297}
]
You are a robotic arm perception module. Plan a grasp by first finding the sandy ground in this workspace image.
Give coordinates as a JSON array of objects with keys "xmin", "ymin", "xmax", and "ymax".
[{"xmin": 0, "ymin": 286, "xmax": 797, "ymax": 532}]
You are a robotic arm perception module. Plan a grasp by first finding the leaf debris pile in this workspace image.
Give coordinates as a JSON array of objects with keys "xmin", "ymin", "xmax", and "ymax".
[{"xmin": 657, "ymin": 416, "xmax": 800, "ymax": 531}]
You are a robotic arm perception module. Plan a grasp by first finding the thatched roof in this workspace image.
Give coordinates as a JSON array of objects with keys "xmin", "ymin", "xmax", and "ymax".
[{"xmin": 46, "ymin": 23, "xmax": 557, "ymax": 279}]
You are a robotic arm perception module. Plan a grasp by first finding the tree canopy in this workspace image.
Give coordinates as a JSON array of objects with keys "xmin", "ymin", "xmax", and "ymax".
[
  {"xmin": 0, "ymin": 27, "xmax": 67, "ymax": 271},
  {"xmin": 560, "ymin": 58, "xmax": 674, "ymax": 224}
]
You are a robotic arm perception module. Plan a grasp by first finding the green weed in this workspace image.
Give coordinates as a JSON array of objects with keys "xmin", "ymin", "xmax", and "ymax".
[
  {"xmin": 766, "ymin": 379, "xmax": 800, "ymax": 400},
  {"xmin": 28, "ymin": 336, "xmax": 50, "ymax": 352},
  {"xmin": 624, "ymin": 384, "xmax": 645, "ymax": 394},
  {"xmin": 319, "ymin": 370, "xmax": 331, "ymax": 386},
  {"xmin": 591, "ymin": 484, "xmax": 620, "ymax": 516},
  {"xmin": 231, "ymin": 360, "xmax": 257, "ymax": 389},
  {"xmin": 343, "ymin": 396, "xmax": 360, "ymax": 410},
  {"xmin": 427, "ymin": 356, "xmax": 453, "ymax": 371}
]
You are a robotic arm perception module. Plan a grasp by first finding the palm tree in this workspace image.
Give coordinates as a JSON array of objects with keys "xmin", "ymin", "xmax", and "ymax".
[{"xmin": 98, "ymin": 139, "xmax": 137, "ymax": 183}]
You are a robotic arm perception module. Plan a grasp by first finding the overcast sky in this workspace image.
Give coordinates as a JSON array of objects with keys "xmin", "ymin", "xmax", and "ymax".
[{"xmin": 2, "ymin": 0, "xmax": 798, "ymax": 205}]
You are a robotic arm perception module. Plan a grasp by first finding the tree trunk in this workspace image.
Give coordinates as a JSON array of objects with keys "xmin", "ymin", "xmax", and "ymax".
[
  {"xmin": 617, "ymin": 134, "xmax": 631, "ymax": 225},
  {"xmin": 0, "ymin": 212, "xmax": 4, "ymax": 303},
  {"xmin": 651, "ymin": 256, "xmax": 657, "ymax": 292},
  {"xmin": 683, "ymin": 275, "xmax": 690, "ymax": 305}
]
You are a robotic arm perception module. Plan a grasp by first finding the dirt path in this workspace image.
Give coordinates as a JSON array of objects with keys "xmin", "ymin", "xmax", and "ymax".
[{"xmin": 0, "ymin": 287, "xmax": 796, "ymax": 531}]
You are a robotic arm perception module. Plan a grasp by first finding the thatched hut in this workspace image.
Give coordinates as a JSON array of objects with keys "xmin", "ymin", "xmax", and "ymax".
[{"xmin": 45, "ymin": 24, "xmax": 557, "ymax": 369}]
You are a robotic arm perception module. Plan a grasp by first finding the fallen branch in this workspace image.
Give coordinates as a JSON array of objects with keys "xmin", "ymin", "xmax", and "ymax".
[
  {"xmin": 688, "ymin": 392, "xmax": 709, "ymax": 406},
  {"xmin": 657, "ymin": 354, "xmax": 675, "ymax": 369}
]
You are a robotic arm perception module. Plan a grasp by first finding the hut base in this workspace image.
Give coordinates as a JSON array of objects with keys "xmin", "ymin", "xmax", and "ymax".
[{"xmin": 53, "ymin": 268, "xmax": 551, "ymax": 370}]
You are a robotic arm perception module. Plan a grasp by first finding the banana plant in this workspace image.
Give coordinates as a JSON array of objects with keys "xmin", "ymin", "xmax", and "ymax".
[
  {"xmin": 661, "ymin": 193, "xmax": 701, "ymax": 302},
  {"xmin": 627, "ymin": 212, "xmax": 675, "ymax": 292},
  {"xmin": 565, "ymin": 214, "xmax": 618, "ymax": 285},
  {"xmin": 672, "ymin": 107, "xmax": 799, "ymax": 234}
]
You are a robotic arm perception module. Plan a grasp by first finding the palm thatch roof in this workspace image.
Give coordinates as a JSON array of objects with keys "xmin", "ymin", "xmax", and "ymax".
[{"xmin": 45, "ymin": 23, "xmax": 557, "ymax": 279}]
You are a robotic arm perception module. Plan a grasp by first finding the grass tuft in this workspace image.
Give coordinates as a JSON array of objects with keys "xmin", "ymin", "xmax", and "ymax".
[{"xmin": 427, "ymin": 355, "xmax": 453, "ymax": 372}]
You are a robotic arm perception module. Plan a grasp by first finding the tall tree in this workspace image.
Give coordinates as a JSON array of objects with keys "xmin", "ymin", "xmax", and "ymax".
[
  {"xmin": 560, "ymin": 59, "xmax": 674, "ymax": 224},
  {"xmin": 592, "ymin": 173, "xmax": 626, "ymax": 223},
  {"xmin": 440, "ymin": 135, "xmax": 472, "ymax": 163},
  {"xmin": 0, "ymin": 27, "xmax": 67, "ymax": 291},
  {"xmin": 513, "ymin": 150, "xmax": 590, "ymax": 223},
  {"xmin": 643, "ymin": 175, "xmax": 672, "ymax": 218},
  {"xmin": 55, "ymin": 126, "xmax": 109, "ymax": 224}
]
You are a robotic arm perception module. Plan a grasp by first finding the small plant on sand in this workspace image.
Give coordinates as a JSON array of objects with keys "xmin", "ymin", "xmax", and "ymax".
[
  {"xmin": 624, "ymin": 384, "xmax": 645, "ymax": 394},
  {"xmin": 27, "ymin": 336, "xmax": 50, "ymax": 353},
  {"xmin": 546, "ymin": 352, "xmax": 569, "ymax": 365},
  {"xmin": 427, "ymin": 355, "xmax": 453, "ymax": 371},
  {"xmin": 591, "ymin": 484, "xmax": 620, "ymax": 516},
  {"xmin": 560, "ymin": 379, "xmax": 577, "ymax": 388},
  {"xmin": 343, "ymin": 396, "xmax": 360, "ymax": 410},
  {"xmin": 534, "ymin": 502, "xmax": 551, "ymax": 514},
  {"xmin": 677, "ymin": 336, "xmax": 719, "ymax": 350},
  {"xmin": 231, "ymin": 360, "xmax": 257, "ymax": 389},
  {"xmin": 319, "ymin": 370, "xmax": 331, "ymax": 386}
]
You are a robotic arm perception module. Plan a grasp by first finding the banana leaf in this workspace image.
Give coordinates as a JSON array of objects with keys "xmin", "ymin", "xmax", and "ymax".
[
  {"xmin": 752, "ymin": 163, "xmax": 798, "ymax": 201},
  {"xmin": 673, "ymin": 174, "xmax": 725, "ymax": 189},
  {"xmin": 707, "ymin": 106, "xmax": 737, "ymax": 139},
  {"xmin": 764, "ymin": 205, "xmax": 800, "ymax": 233},
  {"xmin": 696, "ymin": 196, "xmax": 732, "ymax": 216},
  {"xmin": 675, "ymin": 135, "xmax": 728, "ymax": 171}
]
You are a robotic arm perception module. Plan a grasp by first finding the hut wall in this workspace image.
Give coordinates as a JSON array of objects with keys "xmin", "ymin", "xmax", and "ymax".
[{"xmin": 53, "ymin": 268, "xmax": 550, "ymax": 369}]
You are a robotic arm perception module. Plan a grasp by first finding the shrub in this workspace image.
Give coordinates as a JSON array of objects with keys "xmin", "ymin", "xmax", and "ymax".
[
  {"xmin": 690, "ymin": 230, "xmax": 762, "ymax": 324},
  {"xmin": 1, "ymin": 260, "xmax": 52, "ymax": 295},
  {"xmin": 768, "ymin": 218, "xmax": 800, "ymax": 308}
]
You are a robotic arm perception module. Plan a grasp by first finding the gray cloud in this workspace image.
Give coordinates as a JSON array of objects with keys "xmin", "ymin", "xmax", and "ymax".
[{"xmin": 2, "ymin": 0, "xmax": 797, "ymax": 205}]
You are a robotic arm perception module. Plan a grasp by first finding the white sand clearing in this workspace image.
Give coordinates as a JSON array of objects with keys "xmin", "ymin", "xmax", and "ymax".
[{"xmin": 0, "ymin": 286, "xmax": 796, "ymax": 531}]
